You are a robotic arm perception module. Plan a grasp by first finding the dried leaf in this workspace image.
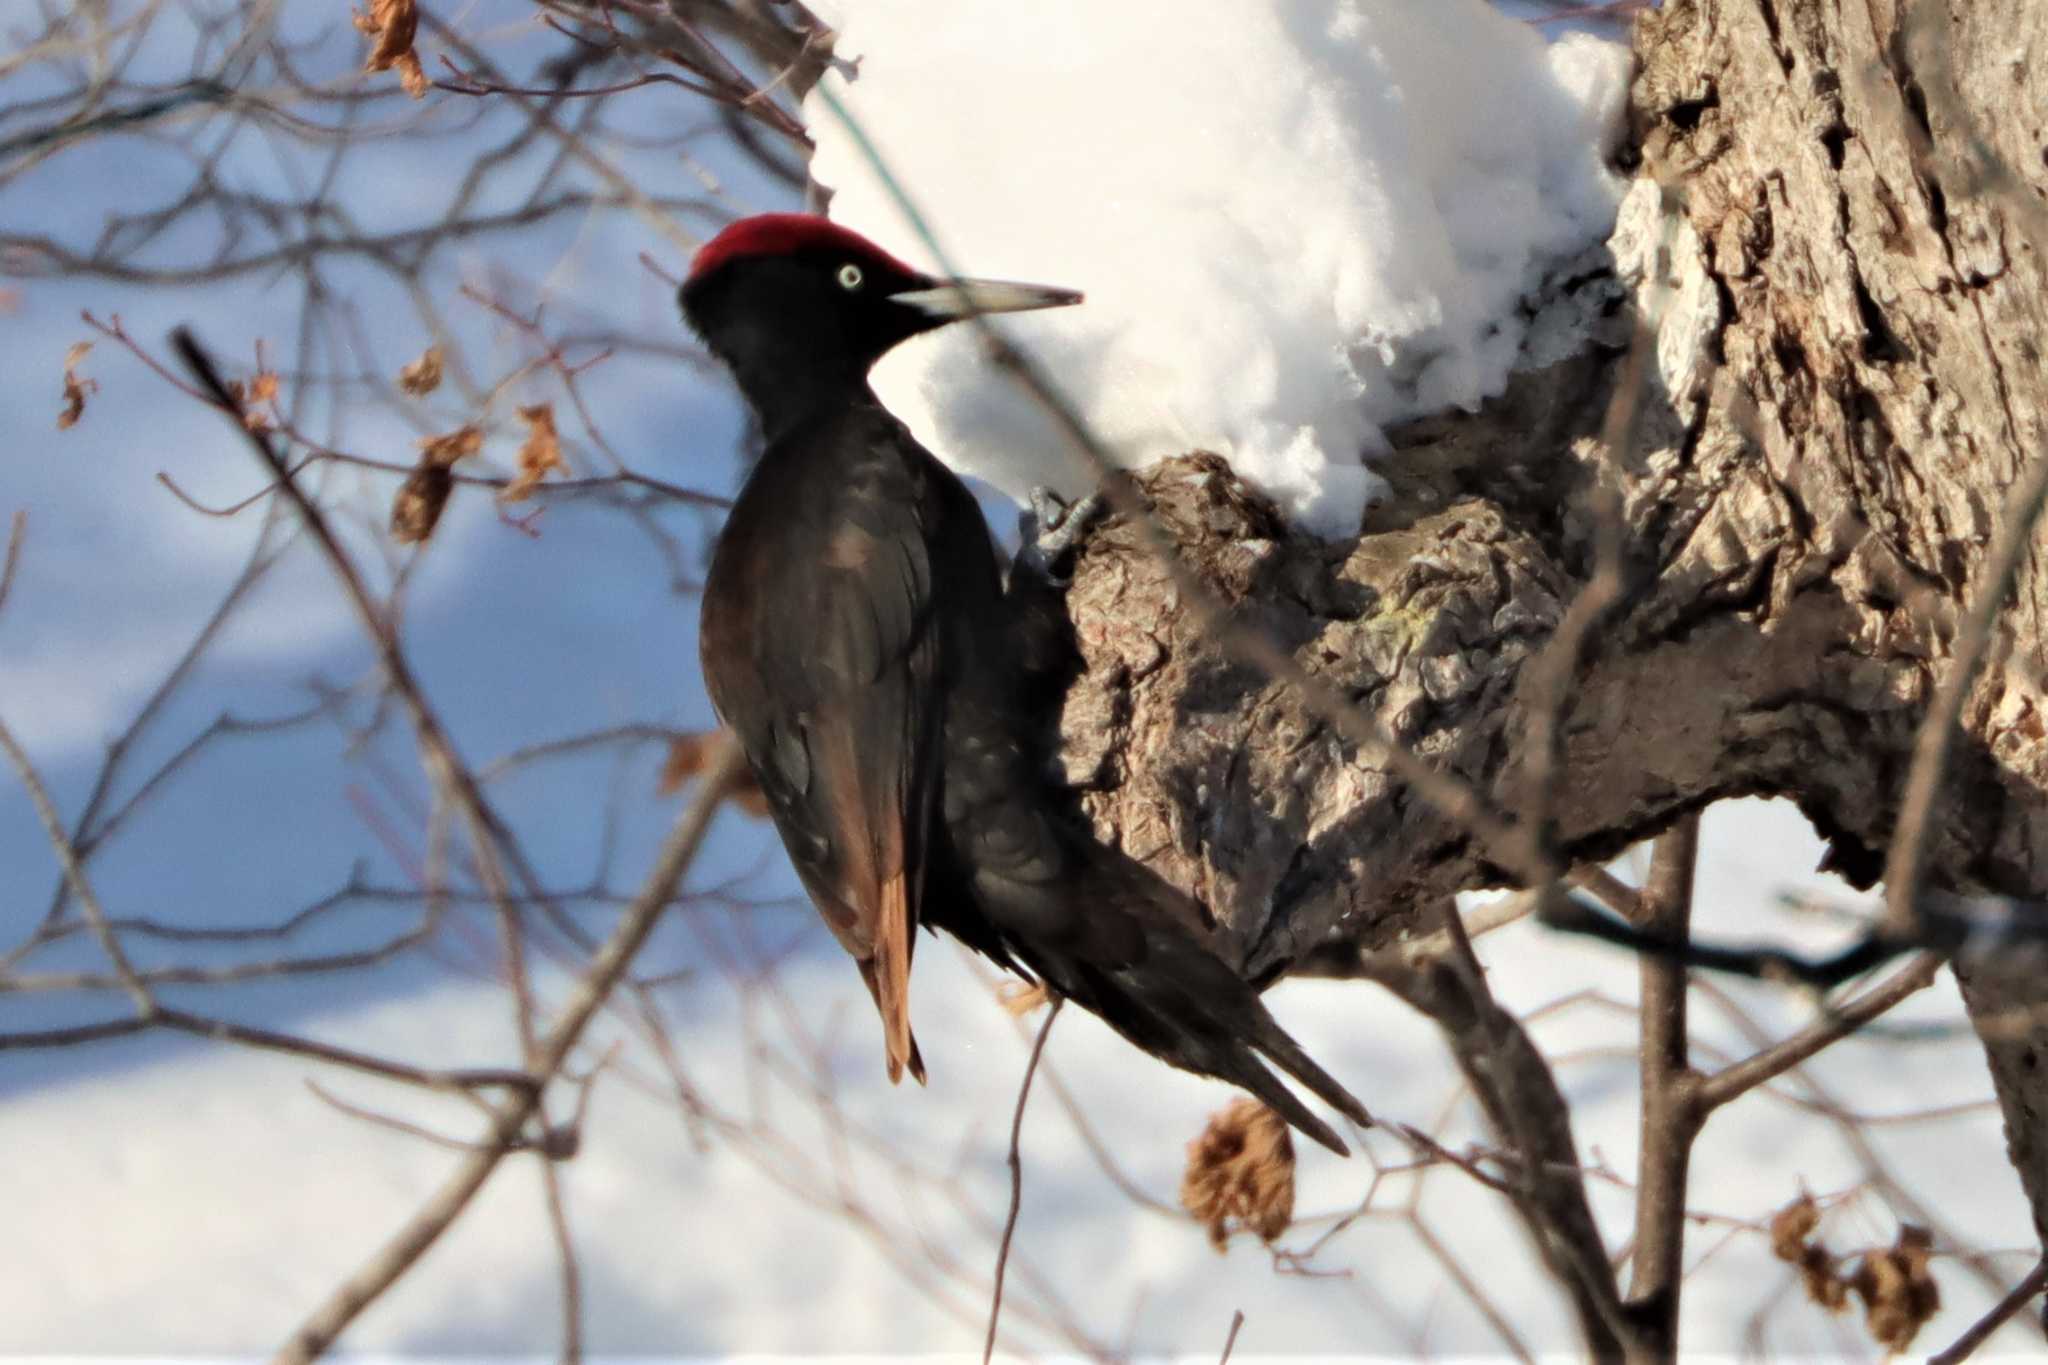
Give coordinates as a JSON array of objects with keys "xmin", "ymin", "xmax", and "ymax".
[
  {"xmin": 1769, "ymin": 1195, "xmax": 1821, "ymax": 1263},
  {"xmin": 1800, "ymin": 1250, "xmax": 1849, "ymax": 1312},
  {"xmin": 227, "ymin": 371, "xmax": 280, "ymax": 431},
  {"xmin": 1769, "ymin": 1193, "xmax": 1849, "ymax": 1312},
  {"xmin": 500, "ymin": 402, "xmax": 566, "ymax": 503},
  {"xmin": 390, "ymin": 463, "xmax": 454, "ymax": 544},
  {"xmin": 658, "ymin": 731, "xmax": 769, "ymax": 815},
  {"xmin": 417, "ymin": 424, "xmax": 482, "ymax": 467},
  {"xmin": 997, "ymin": 981, "xmax": 1050, "ymax": 1016},
  {"xmin": 396, "ymin": 52, "xmax": 428, "ymax": 98},
  {"xmin": 397, "ymin": 344, "xmax": 444, "ymax": 396},
  {"xmin": 1850, "ymin": 1226, "xmax": 1940, "ymax": 1352},
  {"xmin": 58, "ymin": 374, "xmax": 90, "ymax": 429},
  {"xmin": 392, "ymin": 422, "xmax": 480, "ymax": 540},
  {"xmin": 57, "ymin": 341, "xmax": 97, "ymax": 430},
  {"xmin": 1180, "ymin": 1098, "xmax": 1295, "ymax": 1252},
  {"xmin": 357, "ymin": 0, "xmax": 427, "ymax": 98}
]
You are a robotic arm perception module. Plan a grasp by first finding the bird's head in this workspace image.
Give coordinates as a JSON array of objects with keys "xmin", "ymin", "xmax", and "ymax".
[{"xmin": 679, "ymin": 214, "xmax": 1081, "ymax": 429}]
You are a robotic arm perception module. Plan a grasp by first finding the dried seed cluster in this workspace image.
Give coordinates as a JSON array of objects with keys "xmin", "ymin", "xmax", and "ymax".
[
  {"xmin": 1180, "ymin": 1097, "xmax": 1296, "ymax": 1251},
  {"xmin": 1769, "ymin": 1194, "xmax": 1940, "ymax": 1351}
]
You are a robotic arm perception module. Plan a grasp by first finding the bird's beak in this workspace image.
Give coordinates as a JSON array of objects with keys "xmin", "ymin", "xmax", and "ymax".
[{"xmin": 890, "ymin": 277, "xmax": 1084, "ymax": 321}]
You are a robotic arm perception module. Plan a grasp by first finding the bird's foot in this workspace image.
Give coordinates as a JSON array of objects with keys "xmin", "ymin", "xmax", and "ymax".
[{"xmin": 1015, "ymin": 486, "xmax": 1104, "ymax": 587}]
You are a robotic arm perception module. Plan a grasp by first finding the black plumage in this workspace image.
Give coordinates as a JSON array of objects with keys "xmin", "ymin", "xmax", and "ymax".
[{"xmin": 683, "ymin": 214, "xmax": 1370, "ymax": 1153}]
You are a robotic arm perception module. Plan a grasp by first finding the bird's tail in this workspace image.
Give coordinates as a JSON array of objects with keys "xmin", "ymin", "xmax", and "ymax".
[
  {"xmin": 940, "ymin": 675, "xmax": 1367, "ymax": 1150},
  {"xmin": 1115, "ymin": 931, "xmax": 1370, "ymax": 1156},
  {"xmin": 857, "ymin": 954, "xmax": 926, "ymax": 1085},
  {"xmin": 1238, "ymin": 1008, "xmax": 1375, "ymax": 1151},
  {"xmin": 1014, "ymin": 856, "xmax": 1372, "ymax": 1157}
]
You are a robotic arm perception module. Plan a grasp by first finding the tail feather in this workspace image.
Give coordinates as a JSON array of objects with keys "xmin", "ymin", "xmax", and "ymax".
[
  {"xmin": 1246, "ymin": 1013, "xmax": 1374, "ymax": 1132},
  {"xmin": 941, "ymin": 713, "xmax": 1367, "ymax": 1149},
  {"xmin": 1141, "ymin": 957, "xmax": 1371, "ymax": 1156},
  {"xmin": 1098, "ymin": 867, "xmax": 1372, "ymax": 1152},
  {"xmin": 876, "ymin": 870, "xmax": 916, "ymax": 1081},
  {"xmin": 857, "ymin": 955, "xmax": 927, "ymax": 1085},
  {"xmin": 1024, "ymin": 931, "xmax": 1369, "ymax": 1156},
  {"xmin": 1221, "ymin": 1049, "xmax": 1352, "ymax": 1157}
]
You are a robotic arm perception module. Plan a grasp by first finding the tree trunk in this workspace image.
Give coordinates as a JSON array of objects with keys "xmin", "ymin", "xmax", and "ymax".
[{"xmin": 1054, "ymin": 0, "xmax": 2048, "ymax": 1247}]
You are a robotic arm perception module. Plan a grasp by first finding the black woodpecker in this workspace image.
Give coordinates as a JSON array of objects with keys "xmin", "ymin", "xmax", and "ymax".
[{"xmin": 682, "ymin": 214, "xmax": 1370, "ymax": 1154}]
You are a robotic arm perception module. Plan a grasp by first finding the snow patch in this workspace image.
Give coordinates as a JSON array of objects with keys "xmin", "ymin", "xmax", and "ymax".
[{"xmin": 806, "ymin": 0, "xmax": 1632, "ymax": 536}]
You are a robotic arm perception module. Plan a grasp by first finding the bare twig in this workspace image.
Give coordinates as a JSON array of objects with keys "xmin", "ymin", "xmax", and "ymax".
[
  {"xmin": 1218, "ymin": 1308, "xmax": 1246, "ymax": 1364},
  {"xmin": 539, "ymin": 1159, "xmax": 585, "ymax": 1364},
  {"xmin": 0, "ymin": 713, "xmax": 153, "ymax": 1014},
  {"xmin": 276, "ymin": 733, "xmax": 746, "ymax": 1362},
  {"xmin": 1409, "ymin": 1214, "xmax": 1538, "ymax": 1363},
  {"xmin": 1928, "ymin": 1256, "xmax": 2048, "ymax": 1363},
  {"xmin": 0, "ymin": 1003, "xmax": 532, "ymax": 1093},
  {"xmin": 984, "ymin": 998, "xmax": 1062, "ymax": 1365},
  {"xmin": 1695, "ymin": 955, "xmax": 1944, "ymax": 1112},
  {"xmin": 306, "ymin": 1081, "xmax": 493, "ymax": 1152},
  {"xmin": 1530, "ymin": 888, "xmax": 2011, "ymax": 988},
  {"xmin": 0, "ymin": 509, "xmax": 25, "ymax": 621},
  {"xmin": 1361, "ymin": 907, "xmax": 1635, "ymax": 1358},
  {"xmin": 1693, "ymin": 975, "xmax": 2023, "ymax": 1314},
  {"xmin": 174, "ymin": 324, "xmax": 596, "ymax": 965},
  {"xmin": 156, "ymin": 466, "xmax": 306, "ymax": 517}
]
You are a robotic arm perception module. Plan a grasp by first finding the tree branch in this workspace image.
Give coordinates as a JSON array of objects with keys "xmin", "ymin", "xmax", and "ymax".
[
  {"xmin": 1622, "ymin": 815, "xmax": 1702, "ymax": 1353},
  {"xmin": 276, "ymin": 733, "xmax": 745, "ymax": 1361}
]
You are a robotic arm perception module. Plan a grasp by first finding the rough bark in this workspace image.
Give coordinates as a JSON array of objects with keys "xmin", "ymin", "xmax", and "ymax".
[{"xmin": 1051, "ymin": 0, "xmax": 2048, "ymax": 1249}]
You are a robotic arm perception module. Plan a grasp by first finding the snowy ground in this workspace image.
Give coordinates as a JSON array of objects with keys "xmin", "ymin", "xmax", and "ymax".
[{"xmin": 1, "ymin": 0, "xmax": 2039, "ymax": 1358}]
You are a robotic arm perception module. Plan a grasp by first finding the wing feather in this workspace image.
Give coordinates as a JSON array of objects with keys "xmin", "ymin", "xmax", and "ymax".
[{"xmin": 699, "ymin": 412, "xmax": 950, "ymax": 1082}]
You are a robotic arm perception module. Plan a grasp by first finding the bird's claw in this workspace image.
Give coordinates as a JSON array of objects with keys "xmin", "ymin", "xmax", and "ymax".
[{"xmin": 1015, "ymin": 487, "xmax": 1104, "ymax": 587}]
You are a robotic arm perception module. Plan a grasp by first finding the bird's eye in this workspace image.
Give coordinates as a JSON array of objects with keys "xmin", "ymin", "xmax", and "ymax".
[{"xmin": 836, "ymin": 263, "xmax": 864, "ymax": 291}]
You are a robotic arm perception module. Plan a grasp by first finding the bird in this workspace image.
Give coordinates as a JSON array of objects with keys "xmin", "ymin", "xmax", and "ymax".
[{"xmin": 681, "ymin": 213, "xmax": 1371, "ymax": 1154}]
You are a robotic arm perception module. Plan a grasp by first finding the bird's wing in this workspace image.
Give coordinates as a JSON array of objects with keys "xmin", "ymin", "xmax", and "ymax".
[{"xmin": 700, "ymin": 423, "xmax": 950, "ymax": 1084}]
